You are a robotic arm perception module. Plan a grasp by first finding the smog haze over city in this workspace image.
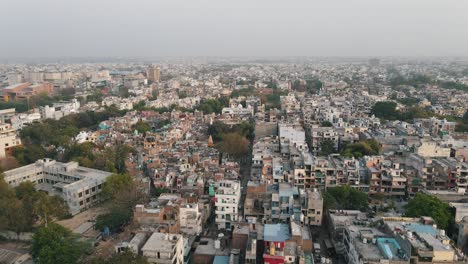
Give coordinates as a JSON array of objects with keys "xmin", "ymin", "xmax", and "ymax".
[
  {"xmin": 1, "ymin": 1, "xmax": 468, "ymax": 264},
  {"xmin": 1, "ymin": 0, "xmax": 468, "ymax": 60}
]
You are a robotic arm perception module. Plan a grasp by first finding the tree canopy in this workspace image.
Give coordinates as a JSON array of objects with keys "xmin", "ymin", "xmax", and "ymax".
[
  {"xmin": 208, "ymin": 120, "xmax": 255, "ymax": 143},
  {"xmin": 340, "ymin": 139, "xmax": 380, "ymax": 158},
  {"xmin": 0, "ymin": 176, "xmax": 69, "ymax": 234},
  {"xmin": 405, "ymin": 193, "xmax": 455, "ymax": 233},
  {"xmin": 292, "ymin": 79, "xmax": 323, "ymax": 94},
  {"xmin": 32, "ymin": 223, "xmax": 90, "ymax": 264},
  {"xmin": 323, "ymin": 185, "xmax": 368, "ymax": 211},
  {"xmin": 96, "ymin": 173, "xmax": 145, "ymax": 233},
  {"xmin": 196, "ymin": 97, "xmax": 229, "ymax": 114},
  {"xmin": 216, "ymin": 133, "xmax": 250, "ymax": 159},
  {"xmin": 321, "ymin": 121, "xmax": 333, "ymax": 127},
  {"xmin": 319, "ymin": 140, "xmax": 336, "ymax": 156},
  {"xmin": 132, "ymin": 120, "xmax": 151, "ymax": 134},
  {"xmin": 371, "ymin": 101, "xmax": 398, "ymax": 120}
]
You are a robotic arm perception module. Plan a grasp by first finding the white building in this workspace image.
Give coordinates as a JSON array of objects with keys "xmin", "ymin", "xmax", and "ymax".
[
  {"xmin": 0, "ymin": 121, "xmax": 21, "ymax": 158},
  {"xmin": 221, "ymin": 105, "xmax": 253, "ymax": 117},
  {"xmin": 179, "ymin": 203, "xmax": 203, "ymax": 235},
  {"xmin": 141, "ymin": 232, "xmax": 184, "ymax": 264},
  {"xmin": 3, "ymin": 159, "xmax": 112, "ymax": 215},
  {"xmin": 10, "ymin": 112, "xmax": 41, "ymax": 130},
  {"xmin": 40, "ymin": 99, "xmax": 80, "ymax": 120},
  {"xmin": 215, "ymin": 180, "xmax": 241, "ymax": 230}
]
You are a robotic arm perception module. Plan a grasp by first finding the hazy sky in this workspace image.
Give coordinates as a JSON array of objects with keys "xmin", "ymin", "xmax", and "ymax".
[{"xmin": 1, "ymin": 0, "xmax": 468, "ymax": 58}]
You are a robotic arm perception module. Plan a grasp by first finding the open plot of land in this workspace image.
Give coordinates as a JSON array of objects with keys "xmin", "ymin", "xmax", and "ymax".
[{"xmin": 56, "ymin": 205, "xmax": 108, "ymax": 231}]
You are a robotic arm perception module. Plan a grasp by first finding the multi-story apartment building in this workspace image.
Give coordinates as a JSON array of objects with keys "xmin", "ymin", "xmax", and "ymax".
[
  {"xmin": 4, "ymin": 159, "xmax": 112, "ymax": 215},
  {"xmin": 215, "ymin": 180, "xmax": 241, "ymax": 230},
  {"xmin": 301, "ymin": 189, "xmax": 323, "ymax": 226},
  {"xmin": 179, "ymin": 202, "xmax": 203, "ymax": 236},
  {"xmin": 432, "ymin": 158, "xmax": 468, "ymax": 190},
  {"xmin": 328, "ymin": 210, "xmax": 465, "ymax": 264},
  {"xmin": 0, "ymin": 121, "xmax": 21, "ymax": 158},
  {"xmin": 414, "ymin": 117, "xmax": 456, "ymax": 137},
  {"xmin": 141, "ymin": 232, "xmax": 184, "ymax": 264},
  {"xmin": 147, "ymin": 65, "xmax": 161, "ymax": 83},
  {"xmin": 366, "ymin": 156, "xmax": 406, "ymax": 198},
  {"xmin": 308, "ymin": 126, "xmax": 339, "ymax": 155}
]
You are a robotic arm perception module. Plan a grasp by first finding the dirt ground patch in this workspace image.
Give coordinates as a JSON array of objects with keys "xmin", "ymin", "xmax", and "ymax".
[{"xmin": 56, "ymin": 206, "xmax": 108, "ymax": 231}]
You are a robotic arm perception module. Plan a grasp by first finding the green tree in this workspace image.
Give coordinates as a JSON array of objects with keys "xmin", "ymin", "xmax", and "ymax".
[
  {"xmin": 95, "ymin": 209, "xmax": 132, "ymax": 233},
  {"xmin": 321, "ymin": 121, "xmax": 333, "ymax": 127},
  {"xmin": 319, "ymin": 140, "xmax": 336, "ymax": 156},
  {"xmin": 32, "ymin": 223, "xmax": 89, "ymax": 264},
  {"xmin": 216, "ymin": 133, "xmax": 250, "ymax": 159},
  {"xmin": 33, "ymin": 192, "xmax": 69, "ymax": 227},
  {"xmin": 324, "ymin": 185, "xmax": 368, "ymax": 210},
  {"xmin": 133, "ymin": 120, "xmax": 151, "ymax": 134},
  {"xmin": 98, "ymin": 173, "xmax": 145, "ymax": 233},
  {"xmin": 102, "ymin": 173, "xmax": 134, "ymax": 200},
  {"xmin": 196, "ymin": 98, "xmax": 228, "ymax": 114},
  {"xmin": 371, "ymin": 101, "xmax": 398, "ymax": 120},
  {"xmin": 405, "ymin": 193, "xmax": 455, "ymax": 233},
  {"xmin": 341, "ymin": 139, "xmax": 380, "ymax": 158}
]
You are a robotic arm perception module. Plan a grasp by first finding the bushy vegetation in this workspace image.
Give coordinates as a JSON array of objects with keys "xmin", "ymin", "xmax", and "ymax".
[
  {"xmin": 323, "ymin": 185, "xmax": 368, "ymax": 210},
  {"xmin": 340, "ymin": 139, "xmax": 380, "ymax": 158},
  {"xmin": 387, "ymin": 69, "xmax": 468, "ymax": 92},
  {"xmin": 196, "ymin": 97, "xmax": 229, "ymax": 114},
  {"xmin": 208, "ymin": 120, "xmax": 255, "ymax": 142},
  {"xmin": 372, "ymin": 101, "xmax": 435, "ymax": 122},
  {"xmin": 32, "ymin": 223, "xmax": 90, "ymax": 264},
  {"xmin": 405, "ymin": 193, "xmax": 455, "ymax": 234},
  {"xmin": 372, "ymin": 101, "xmax": 468, "ymax": 132},
  {"xmin": 321, "ymin": 121, "xmax": 333, "ymax": 127},
  {"xmin": 291, "ymin": 78, "xmax": 323, "ymax": 94},
  {"xmin": 0, "ymin": 176, "xmax": 69, "ymax": 235},
  {"xmin": 95, "ymin": 173, "xmax": 146, "ymax": 233},
  {"xmin": 319, "ymin": 140, "xmax": 336, "ymax": 156},
  {"xmin": 230, "ymin": 87, "xmax": 257, "ymax": 98},
  {"xmin": 207, "ymin": 120, "xmax": 255, "ymax": 161},
  {"xmin": 12, "ymin": 106, "xmax": 134, "ymax": 172}
]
